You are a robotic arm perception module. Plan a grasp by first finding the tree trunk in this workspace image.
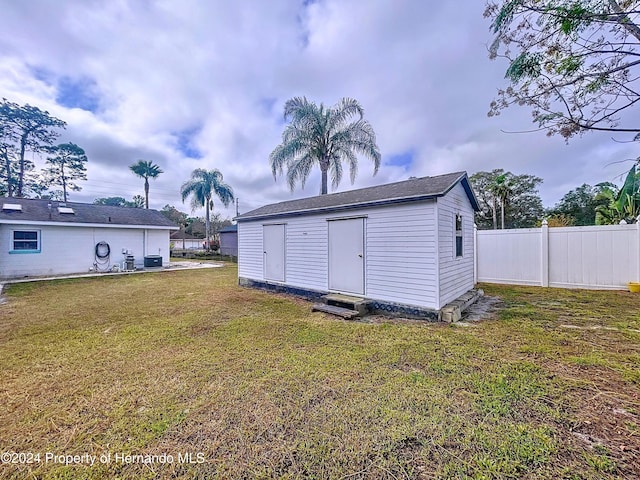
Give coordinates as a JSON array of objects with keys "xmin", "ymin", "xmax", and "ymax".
[
  {"xmin": 144, "ymin": 178, "xmax": 149, "ymax": 208},
  {"xmin": 501, "ymin": 200, "xmax": 505, "ymax": 229},
  {"xmin": 609, "ymin": 1, "xmax": 640, "ymax": 42},
  {"xmin": 2, "ymin": 147, "xmax": 13, "ymax": 197},
  {"xmin": 320, "ymin": 166, "xmax": 328, "ymax": 195},
  {"xmin": 62, "ymin": 164, "xmax": 67, "ymax": 202},
  {"xmin": 17, "ymin": 133, "xmax": 27, "ymax": 197},
  {"xmin": 205, "ymin": 197, "xmax": 211, "ymax": 251},
  {"xmin": 492, "ymin": 197, "xmax": 497, "ymax": 230}
]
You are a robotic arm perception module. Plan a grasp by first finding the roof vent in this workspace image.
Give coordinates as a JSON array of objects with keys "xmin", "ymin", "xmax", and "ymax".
[
  {"xmin": 2, "ymin": 203, "xmax": 22, "ymax": 212},
  {"xmin": 58, "ymin": 206, "xmax": 75, "ymax": 214}
]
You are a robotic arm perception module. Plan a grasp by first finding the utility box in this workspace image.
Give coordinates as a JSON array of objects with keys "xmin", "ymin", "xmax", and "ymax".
[
  {"xmin": 125, "ymin": 255, "xmax": 135, "ymax": 271},
  {"xmin": 144, "ymin": 255, "xmax": 162, "ymax": 268}
]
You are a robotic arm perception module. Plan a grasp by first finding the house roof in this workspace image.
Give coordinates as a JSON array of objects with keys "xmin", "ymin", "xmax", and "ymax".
[
  {"xmin": 236, "ymin": 171, "xmax": 479, "ymax": 222},
  {"xmin": 219, "ymin": 224, "xmax": 237, "ymax": 233},
  {"xmin": 0, "ymin": 198, "xmax": 178, "ymax": 229},
  {"xmin": 170, "ymin": 230, "xmax": 200, "ymax": 240}
]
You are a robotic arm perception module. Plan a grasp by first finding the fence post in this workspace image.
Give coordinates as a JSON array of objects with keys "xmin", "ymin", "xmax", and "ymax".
[
  {"xmin": 473, "ymin": 223, "xmax": 478, "ymax": 284},
  {"xmin": 541, "ymin": 219, "xmax": 549, "ymax": 287},
  {"xmin": 637, "ymin": 216, "xmax": 640, "ymax": 282}
]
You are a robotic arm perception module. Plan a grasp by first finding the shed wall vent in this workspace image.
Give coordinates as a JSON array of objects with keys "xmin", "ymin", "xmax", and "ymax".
[
  {"xmin": 58, "ymin": 207, "xmax": 75, "ymax": 214},
  {"xmin": 2, "ymin": 203, "xmax": 22, "ymax": 211}
]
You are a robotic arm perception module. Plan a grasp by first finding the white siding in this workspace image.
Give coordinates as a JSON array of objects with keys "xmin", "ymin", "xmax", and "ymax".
[
  {"xmin": 286, "ymin": 217, "xmax": 328, "ymax": 290},
  {"xmin": 238, "ymin": 222, "xmax": 263, "ymax": 279},
  {"xmin": 238, "ymin": 215, "xmax": 329, "ymax": 290},
  {"xmin": 238, "ymin": 201, "xmax": 441, "ymax": 310},
  {"xmin": 437, "ymin": 183, "xmax": 476, "ymax": 307},
  {"xmin": 365, "ymin": 202, "xmax": 438, "ymax": 309},
  {"xmin": 0, "ymin": 224, "xmax": 170, "ymax": 279}
]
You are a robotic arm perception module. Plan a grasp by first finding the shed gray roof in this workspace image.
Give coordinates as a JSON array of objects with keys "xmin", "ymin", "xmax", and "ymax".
[
  {"xmin": 219, "ymin": 224, "xmax": 237, "ymax": 233},
  {"xmin": 236, "ymin": 171, "xmax": 479, "ymax": 222},
  {"xmin": 0, "ymin": 198, "xmax": 178, "ymax": 228}
]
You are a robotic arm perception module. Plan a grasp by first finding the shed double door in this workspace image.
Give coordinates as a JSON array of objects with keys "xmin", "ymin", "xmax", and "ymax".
[{"xmin": 328, "ymin": 218, "xmax": 364, "ymax": 295}]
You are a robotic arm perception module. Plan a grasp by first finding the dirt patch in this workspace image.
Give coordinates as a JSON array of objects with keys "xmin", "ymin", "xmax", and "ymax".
[
  {"xmin": 540, "ymin": 359, "xmax": 640, "ymax": 475},
  {"xmin": 461, "ymin": 294, "xmax": 504, "ymax": 322}
]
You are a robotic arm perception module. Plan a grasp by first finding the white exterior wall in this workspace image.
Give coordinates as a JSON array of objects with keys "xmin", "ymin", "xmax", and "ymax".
[
  {"xmin": 286, "ymin": 217, "xmax": 328, "ymax": 290},
  {"xmin": 239, "ymin": 217, "xmax": 329, "ymax": 290},
  {"xmin": 0, "ymin": 224, "xmax": 170, "ymax": 279},
  {"xmin": 238, "ymin": 222, "xmax": 263, "ymax": 280},
  {"xmin": 145, "ymin": 229, "xmax": 170, "ymax": 263},
  {"xmin": 437, "ymin": 182, "xmax": 476, "ymax": 307},
  {"xmin": 238, "ymin": 201, "xmax": 442, "ymax": 310},
  {"xmin": 365, "ymin": 203, "xmax": 438, "ymax": 308}
]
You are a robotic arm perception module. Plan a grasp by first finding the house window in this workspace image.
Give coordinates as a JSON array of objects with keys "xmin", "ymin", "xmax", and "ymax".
[
  {"xmin": 11, "ymin": 230, "xmax": 40, "ymax": 253},
  {"xmin": 455, "ymin": 214, "xmax": 463, "ymax": 257}
]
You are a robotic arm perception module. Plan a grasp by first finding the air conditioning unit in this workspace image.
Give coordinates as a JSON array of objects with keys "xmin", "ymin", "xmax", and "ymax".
[{"xmin": 144, "ymin": 255, "xmax": 162, "ymax": 267}]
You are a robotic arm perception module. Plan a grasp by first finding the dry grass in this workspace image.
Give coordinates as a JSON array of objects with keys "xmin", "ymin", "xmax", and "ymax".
[{"xmin": 0, "ymin": 266, "xmax": 638, "ymax": 479}]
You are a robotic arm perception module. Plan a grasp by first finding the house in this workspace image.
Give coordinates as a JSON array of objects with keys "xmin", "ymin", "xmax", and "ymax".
[
  {"xmin": 170, "ymin": 230, "xmax": 203, "ymax": 250},
  {"xmin": 219, "ymin": 224, "xmax": 238, "ymax": 256},
  {"xmin": 0, "ymin": 198, "xmax": 178, "ymax": 279},
  {"xmin": 235, "ymin": 171, "xmax": 480, "ymax": 319}
]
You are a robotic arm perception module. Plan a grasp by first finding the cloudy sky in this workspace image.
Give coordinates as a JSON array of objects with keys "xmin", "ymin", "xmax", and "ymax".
[{"xmin": 1, "ymin": 0, "xmax": 637, "ymax": 219}]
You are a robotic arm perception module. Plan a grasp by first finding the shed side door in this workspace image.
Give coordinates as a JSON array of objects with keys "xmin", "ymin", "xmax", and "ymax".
[
  {"xmin": 263, "ymin": 224, "xmax": 285, "ymax": 282},
  {"xmin": 328, "ymin": 218, "xmax": 364, "ymax": 295}
]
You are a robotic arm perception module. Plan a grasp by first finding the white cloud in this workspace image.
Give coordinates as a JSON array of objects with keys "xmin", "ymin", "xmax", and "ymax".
[{"xmin": 0, "ymin": 0, "xmax": 635, "ymax": 221}]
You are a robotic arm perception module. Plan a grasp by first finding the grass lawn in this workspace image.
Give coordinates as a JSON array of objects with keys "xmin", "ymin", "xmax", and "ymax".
[{"xmin": 0, "ymin": 264, "xmax": 638, "ymax": 479}]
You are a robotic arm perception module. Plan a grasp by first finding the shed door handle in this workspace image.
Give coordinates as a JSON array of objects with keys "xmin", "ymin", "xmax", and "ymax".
[{"xmin": 358, "ymin": 253, "xmax": 363, "ymax": 258}]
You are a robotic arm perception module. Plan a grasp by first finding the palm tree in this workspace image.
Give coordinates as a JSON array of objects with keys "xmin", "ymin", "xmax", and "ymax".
[
  {"xmin": 129, "ymin": 160, "xmax": 163, "ymax": 208},
  {"xmin": 491, "ymin": 173, "xmax": 513, "ymax": 229},
  {"xmin": 180, "ymin": 168, "xmax": 234, "ymax": 251},
  {"xmin": 270, "ymin": 97, "xmax": 381, "ymax": 195}
]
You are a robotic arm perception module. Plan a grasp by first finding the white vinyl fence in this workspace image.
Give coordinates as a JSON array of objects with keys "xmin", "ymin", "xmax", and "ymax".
[{"xmin": 475, "ymin": 222, "xmax": 640, "ymax": 289}]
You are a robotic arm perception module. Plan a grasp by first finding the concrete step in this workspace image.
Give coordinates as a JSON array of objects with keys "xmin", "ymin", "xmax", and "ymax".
[
  {"xmin": 440, "ymin": 289, "xmax": 484, "ymax": 323},
  {"xmin": 322, "ymin": 294, "xmax": 369, "ymax": 315},
  {"xmin": 312, "ymin": 303, "xmax": 360, "ymax": 319}
]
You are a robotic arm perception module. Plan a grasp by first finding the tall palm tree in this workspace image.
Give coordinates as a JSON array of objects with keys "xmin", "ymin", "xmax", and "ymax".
[
  {"xmin": 270, "ymin": 97, "xmax": 381, "ymax": 195},
  {"xmin": 491, "ymin": 173, "xmax": 513, "ymax": 229},
  {"xmin": 180, "ymin": 168, "xmax": 234, "ymax": 251},
  {"xmin": 129, "ymin": 160, "xmax": 163, "ymax": 208}
]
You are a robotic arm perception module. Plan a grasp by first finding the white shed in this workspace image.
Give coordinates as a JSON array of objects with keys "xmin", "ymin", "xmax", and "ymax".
[
  {"xmin": 235, "ymin": 171, "xmax": 480, "ymax": 319},
  {"xmin": 0, "ymin": 199, "xmax": 178, "ymax": 279}
]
